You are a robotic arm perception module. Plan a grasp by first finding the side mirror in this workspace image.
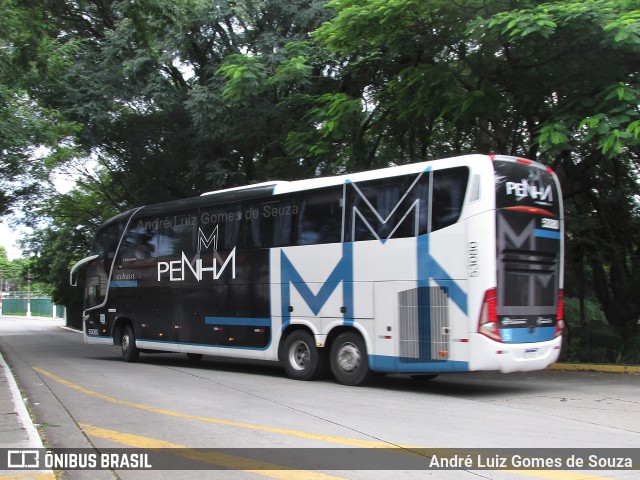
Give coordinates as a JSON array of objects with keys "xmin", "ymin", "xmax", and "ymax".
[{"xmin": 69, "ymin": 255, "xmax": 100, "ymax": 286}]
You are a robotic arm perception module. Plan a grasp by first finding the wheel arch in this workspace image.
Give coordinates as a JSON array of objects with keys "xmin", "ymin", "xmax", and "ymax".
[
  {"xmin": 324, "ymin": 324, "xmax": 371, "ymax": 359},
  {"xmin": 278, "ymin": 323, "xmax": 317, "ymax": 362},
  {"xmin": 112, "ymin": 315, "xmax": 134, "ymax": 346}
]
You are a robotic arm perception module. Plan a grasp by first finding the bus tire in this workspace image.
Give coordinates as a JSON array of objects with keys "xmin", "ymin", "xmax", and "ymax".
[
  {"xmin": 282, "ymin": 330, "xmax": 324, "ymax": 381},
  {"xmin": 330, "ymin": 331, "xmax": 372, "ymax": 386},
  {"xmin": 121, "ymin": 324, "xmax": 140, "ymax": 363}
]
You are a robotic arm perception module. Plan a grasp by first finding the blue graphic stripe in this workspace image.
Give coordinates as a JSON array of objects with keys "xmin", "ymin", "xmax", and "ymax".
[
  {"xmin": 110, "ymin": 280, "xmax": 138, "ymax": 288},
  {"xmin": 535, "ymin": 229, "xmax": 561, "ymax": 239},
  {"xmin": 280, "ymin": 241, "xmax": 353, "ymax": 330},
  {"xmin": 418, "ymin": 234, "xmax": 467, "ymax": 314},
  {"xmin": 369, "ymin": 355, "xmax": 469, "ymax": 373},
  {"xmin": 205, "ymin": 317, "xmax": 271, "ymax": 327}
]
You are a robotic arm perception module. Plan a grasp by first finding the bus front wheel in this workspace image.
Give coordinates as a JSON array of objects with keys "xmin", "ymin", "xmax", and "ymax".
[
  {"xmin": 121, "ymin": 324, "xmax": 140, "ymax": 363},
  {"xmin": 282, "ymin": 330, "xmax": 325, "ymax": 381},
  {"xmin": 330, "ymin": 332, "xmax": 372, "ymax": 386}
]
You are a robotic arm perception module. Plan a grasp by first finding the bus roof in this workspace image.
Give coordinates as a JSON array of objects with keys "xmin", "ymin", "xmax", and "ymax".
[
  {"xmin": 272, "ymin": 154, "xmax": 491, "ymax": 194},
  {"xmin": 126, "ymin": 154, "xmax": 545, "ymax": 218},
  {"xmin": 200, "ymin": 181, "xmax": 288, "ymax": 197}
]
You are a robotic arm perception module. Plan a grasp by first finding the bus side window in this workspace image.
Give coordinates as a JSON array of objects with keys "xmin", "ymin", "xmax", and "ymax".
[
  {"xmin": 91, "ymin": 223, "xmax": 122, "ymax": 270},
  {"xmin": 86, "ymin": 278, "xmax": 100, "ymax": 306},
  {"xmin": 431, "ymin": 167, "xmax": 469, "ymax": 231},
  {"xmin": 86, "ymin": 221, "xmax": 124, "ymax": 308},
  {"xmin": 157, "ymin": 212, "xmax": 197, "ymax": 257},
  {"xmin": 245, "ymin": 197, "xmax": 296, "ymax": 249},
  {"xmin": 296, "ymin": 187, "xmax": 342, "ymax": 245},
  {"xmin": 347, "ymin": 176, "xmax": 429, "ymax": 241},
  {"xmin": 120, "ymin": 218, "xmax": 157, "ymax": 261},
  {"xmin": 199, "ymin": 204, "xmax": 242, "ymax": 252}
]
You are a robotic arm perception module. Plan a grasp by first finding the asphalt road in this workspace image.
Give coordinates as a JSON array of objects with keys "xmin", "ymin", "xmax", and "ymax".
[{"xmin": 1, "ymin": 316, "xmax": 638, "ymax": 480}]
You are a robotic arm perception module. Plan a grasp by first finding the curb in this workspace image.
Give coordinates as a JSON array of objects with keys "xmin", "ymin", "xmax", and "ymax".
[
  {"xmin": 0, "ymin": 352, "xmax": 45, "ymax": 449},
  {"xmin": 0, "ymin": 351, "xmax": 55, "ymax": 478},
  {"xmin": 549, "ymin": 363, "xmax": 640, "ymax": 374}
]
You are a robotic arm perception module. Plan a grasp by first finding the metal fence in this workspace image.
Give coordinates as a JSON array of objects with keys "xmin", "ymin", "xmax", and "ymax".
[
  {"xmin": 561, "ymin": 297, "xmax": 640, "ymax": 365},
  {"xmin": 0, "ymin": 296, "xmax": 64, "ymax": 318}
]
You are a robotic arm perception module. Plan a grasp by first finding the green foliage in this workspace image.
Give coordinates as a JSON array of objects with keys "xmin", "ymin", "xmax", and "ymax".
[
  {"xmin": 0, "ymin": 247, "xmax": 29, "ymax": 292},
  {"xmin": 21, "ymin": 171, "xmax": 122, "ymax": 304},
  {"xmin": 217, "ymin": 56, "xmax": 269, "ymax": 101},
  {"xmin": 0, "ymin": 0, "xmax": 81, "ymax": 215}
]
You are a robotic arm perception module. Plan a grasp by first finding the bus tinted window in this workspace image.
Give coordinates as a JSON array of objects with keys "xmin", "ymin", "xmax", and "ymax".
[
  {"xmin": 245, "ymin": 197, "xmax": 297, "ymax": 248},
  {"xmin": 199, "ymin": 204, "xmax": 242, "ymax": 251},
  {"xmin": 431, "ymin": 167, "xmax": 469, "ymax": 231},
  {"xmin": 157, "ymin": 213, "xmax": 197, "ymax": 257},
  {"xmin": 494, "ymin": 160, "xmax": 560, "ymax": 215},
  {"xmin": 296, "ymin": 187, "xmax": 342, "ymax": 245},
  {"xmin": 120, "ymin": 219, "xmax": 157, "ymax": 261},
  {"xmin": 91, "ymin": 222, "xmax": 122, "ymax": 269},
  {"xmin": 347, "ymin": 174, "xmax": 430, "ymax": 242},
  {"xmin": 86, "ymin": 222, "xmax": 123, "ymax": 308}
]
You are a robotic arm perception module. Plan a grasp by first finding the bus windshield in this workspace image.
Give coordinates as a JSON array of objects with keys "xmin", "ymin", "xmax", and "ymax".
[{"xmin": 494, "ymin": 160, "xmax": 560, "ymax": 215}]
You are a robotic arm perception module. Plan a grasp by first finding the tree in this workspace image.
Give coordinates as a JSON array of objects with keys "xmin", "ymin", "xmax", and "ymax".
[
  {"xmin": 0, "ymin": 0, "xmax": 80, "ymax": 215},
  {"xmin": 0, "ymin": 246, "xmax": 27, "ymax": 292},
  {"xmin": 16, "ymin": 0, "xmax": 336, "ymax": 209},
  {"xmin": 21, "ymin": 167, "xmax": 124, "ymax": 305},
  {"xmin": 468, "ymin": 0, "xmax": 640, "ymax": 349},
  {"xmin": 288, "ymin": 0, "xmax": 640, "ymax": 345},
  {"xmin": 14, "ymin": 0, "xmax": 338, "ymax": 301}
]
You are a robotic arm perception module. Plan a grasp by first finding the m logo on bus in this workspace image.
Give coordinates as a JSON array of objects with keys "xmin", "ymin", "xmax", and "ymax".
[
  {"xmin": 198, "ymin": 225, "xmax": 219, "ymax": 250},
  {"xmin": 346, "ymin": 169, "xmax": 429, "ymax": 242},
  {"xmin": 157, "ymin": 227, "xmax": 236, "ymax": 282}
]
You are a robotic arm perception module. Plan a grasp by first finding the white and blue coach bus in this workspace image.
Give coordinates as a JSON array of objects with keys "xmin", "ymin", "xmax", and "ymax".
[{"xmin": 71, "ymin": 154, "xmax": 564, "ymax": 385}]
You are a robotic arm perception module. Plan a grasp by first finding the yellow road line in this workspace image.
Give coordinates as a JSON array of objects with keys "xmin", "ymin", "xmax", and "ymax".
[
  {"xmin": 34, "ymin": 367, "xmax": 386, "ymax": 448},
  {"xmin": 81, "ymin": 423, "xmax": 346, "ymax": 480},
  {"xmin": 34, "ymin": 368, "xmax": 618, "ymax": 480}
]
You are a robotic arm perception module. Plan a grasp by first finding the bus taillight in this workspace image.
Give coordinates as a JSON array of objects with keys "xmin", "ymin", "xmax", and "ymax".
[
  {"xmin": 478, "ymin": 288, "xmax": 501, "ymax": 342},
  {"xmin": 554, "ymin": 289, "xmax": 564, "ymax": 338}
]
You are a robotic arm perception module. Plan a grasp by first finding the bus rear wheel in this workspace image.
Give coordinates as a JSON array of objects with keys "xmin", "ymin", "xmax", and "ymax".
[
  {"xmin": 282, "ymin": 330, "xmax": 325, "ymax": 381},
  {"xmin": 121, "ymin": 324, "xmax": 140, "ymax": 363},
  {"xmin": 330, "ymin": 332, "xmax": 372, "ymax": 386}
]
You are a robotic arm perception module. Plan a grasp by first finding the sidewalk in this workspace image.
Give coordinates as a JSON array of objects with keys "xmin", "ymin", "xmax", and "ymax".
[{"xmin": 0, "ymin": 351, "xmax": 54, "ymax": 478}]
